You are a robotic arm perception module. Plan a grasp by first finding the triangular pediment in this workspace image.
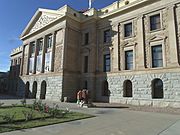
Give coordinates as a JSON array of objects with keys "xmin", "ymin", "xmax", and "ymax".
[
  {"xmin": 21, "ymin": 8, "xmax": 63, "ymax": 39},
  {"xmin": 149, "ymin": 35, "xmax": 167, "ymax": 42}
]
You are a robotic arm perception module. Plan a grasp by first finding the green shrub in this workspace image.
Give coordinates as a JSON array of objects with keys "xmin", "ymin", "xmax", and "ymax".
[
  {"xmin": 20, "ymin": 99, "xmax": 26, "ymax": 107},
  {"xmin": 2, "ymin": 113, "xmax": 16, "ymax": 123},
  {"xmin": 22, "ymin": 110, "xmax": 34, "ymax": 121}
]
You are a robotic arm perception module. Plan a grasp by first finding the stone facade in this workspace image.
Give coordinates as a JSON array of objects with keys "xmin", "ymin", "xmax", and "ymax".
[{"xmin": 10, "ymin": 0, "xmax": 180, "ymax": 107}]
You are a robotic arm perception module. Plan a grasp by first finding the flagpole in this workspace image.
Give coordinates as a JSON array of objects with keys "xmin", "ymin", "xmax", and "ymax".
[{"xmin": 88, "ymin": 0, "xmax": 91, "ymax": 9}]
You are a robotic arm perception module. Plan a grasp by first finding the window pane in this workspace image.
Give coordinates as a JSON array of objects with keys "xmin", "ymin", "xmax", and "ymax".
[
  {"xmin": 47, "ymin": 35, "xmax": 52, "ymax": 49},
  {"xmin": 124, "ymin": 23, "xmax": 132, "ymax": 37},
  {"xmin": 104, "ymin": 54, "xmax": 111, "ymax": 72},
  {"xmin": 30, "ymin": 42, "xmax": 35, "ymax": 55},
  {"xmin": 84, "ymin": 56, "xmax": 88, "ymax": 73},
  {"xmin": 104, "ymin": 29, "xmax": 111, "ymax": 43},
  {"xmin": 85, "ymin": 33, "xmax": 89, "ymax": 45},
  {"xmin": 150, "ymin": 14, "xmax": 160, "ymax": 31},
  {"xmin": 125, "ymin": 50, "xmax": 133, "ymax": 70},
  {"xmin": 152, "ymin": 45, "xmax": 163, "ymax": 68}
]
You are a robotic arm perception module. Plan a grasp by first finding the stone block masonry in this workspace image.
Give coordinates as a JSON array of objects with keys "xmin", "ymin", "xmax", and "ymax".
[
  {"xmin": 17, "ymin": 73, "xmax": 63, "ymax": 101},
  {"xmin": 96, "ymin": 69, "xmax": 180, "ymax": 108}
]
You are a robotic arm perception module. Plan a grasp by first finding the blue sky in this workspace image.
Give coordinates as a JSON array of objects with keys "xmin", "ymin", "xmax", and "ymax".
[{"xmin": 0, "ymin": 0, "xmax": 117, "ymax": 72}]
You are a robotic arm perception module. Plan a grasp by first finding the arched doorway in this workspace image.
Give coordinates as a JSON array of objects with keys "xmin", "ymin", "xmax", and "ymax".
[
  {"xmin": 40, "ymin": 81, "xmax": 46, "ymax": 99},
  {"xmin": 32, "ymin": 81, "xmax": 37, "ymax": 99},
  {"xmin": 123, "ymin": 80, "xmax": 132, "ymax": 97},
  {"xmin": 152, "ymin": 79, "xmax": 163, "ymax": 98},
  {"xmin": 25, "ymin": 82, "xmax": 30, "ymax": 98},
  {"xmin": 102, "ymin": 80, "xmax": 109, "ymax": 96}
]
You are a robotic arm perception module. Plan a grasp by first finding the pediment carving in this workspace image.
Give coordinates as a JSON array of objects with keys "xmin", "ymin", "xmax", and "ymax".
[
  {"xmin": 149, "ymin": 35, "xmax": 167, "ymax": 42},
  {"xmin": 30, "ymin": 15, "xmax": 58, "ymax": 33},
  {"xmin": 121, "ymin": 41, "xmax": 137, "ymax": 48}
]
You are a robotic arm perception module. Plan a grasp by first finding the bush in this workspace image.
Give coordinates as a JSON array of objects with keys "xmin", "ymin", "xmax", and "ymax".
[
  {"xmin": 22, "ymin": 110, "xmax": 34, "ymax": 121},
  {"xmin": 20, "ymin": 99, "xmax": 26, "ymax": 107},
  {"xmin": 2, "ymin": 113, "xmax": 16, "ymax": 123},
  {"xmin": 49, "ymin": 104, "xmax": 60, "ymax": 118}
]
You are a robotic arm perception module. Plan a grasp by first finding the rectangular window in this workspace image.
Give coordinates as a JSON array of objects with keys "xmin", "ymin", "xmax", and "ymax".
[
  {"xmin": 38, "ymin": 39, "xmax": 43, "ymax": 52},
  {"xmin": 104, "ymin": 29, "xmax": 111, "ymax": 43},
  {"xmin": 30, "ymin": 42, "xmax": 35, "ymax": 54},
  {"xmin": 150, "ymin": 14, "xmax": 161, "ymax": 31},
  {"xmin": 85, "ymin": 33, "xmax": 89, "ymax": 45},
  {"xmin": 124, "ymin": 23, "xmax": 132, "ymax": 38},
  {"xmin": 125, "ymin": 50, "xmax": 133, "ymax": 70},
  {"xmin": 46, "ymin": 35, "xmax": 52, "ymax": 49},
  {"xmin": 84, "ymin": 56, "xmax": 88, "ymax": 73},
  {"xmin": 152, "ymin": 45, "xmax": 163, "ymax": 68},
  {"xmin": 104, "ymin": 54, "xmax": 111, "ymax": 72}
]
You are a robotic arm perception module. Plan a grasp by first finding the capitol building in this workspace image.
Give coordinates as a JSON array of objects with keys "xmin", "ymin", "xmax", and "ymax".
[{"xmin": 9, "ymin": 0, "xmax": 180, "ymax": 107}]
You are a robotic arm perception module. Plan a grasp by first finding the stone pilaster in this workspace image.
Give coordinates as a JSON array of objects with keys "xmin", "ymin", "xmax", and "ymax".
[
  {"xmin": 168, "ymin": 5, "xmax": 179, "ymax": 67},
  {"xmin": 137, "ymin": 15, "xmax": 145, "ymax": 69},
  {"xmin": 33, "ymin": 40, "xmax": 38, "ymax": 74},
  {"xmin": 26, "ymin": 44, "xmax": 31, "ymax": 75},
  {"xmin": 112, "ymin": 24, "xmax": 120, "ymax": 72},
  {"xmin": 20, "ymin": 45, "xmax": 25, "ymax": 76},
  {"xmin": 41, "ymin": 36, "xmax": 46, "ymax": 73},
  {"xmin": 51, "ymin": 32, "xmax": 56, "ymax": 72}
]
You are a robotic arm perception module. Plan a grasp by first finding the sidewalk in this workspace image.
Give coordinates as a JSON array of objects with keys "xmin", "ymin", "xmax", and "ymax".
[{"xmin": 0, "ymin": 99, "xmax": 180, "ymax": 135}]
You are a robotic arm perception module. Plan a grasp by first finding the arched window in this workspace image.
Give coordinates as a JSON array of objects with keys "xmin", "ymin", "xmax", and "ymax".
[
  {"xmin": 40, "ymin": 81, "xmax": 47, "ymax": 99},
  {"xmin": 123, "ymin": 80, "xmax": 132, "ymax": 97},
  {"xmin": 152, "ymin": 79, "xmax": 163, "ymax": 98},
  {"xmin": 25, "ymin": 82, "xmax": 30, "ymax": 98},
  {"xmin": 102, "ymin": 80, "xmax": 109, "ymax": 96},
  {"xmin": 32, "ymin": 81, "xmax": 37, "ymax": 99}
]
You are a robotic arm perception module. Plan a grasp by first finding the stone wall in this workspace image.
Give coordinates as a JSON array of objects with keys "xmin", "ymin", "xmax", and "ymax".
[
  {"xmin": 17, "ymin": 74, "xmax": 63, "ymax": 101},
  {"xmin": 96, "ymin": 69, "xmax": 180, "ymax": 108}
]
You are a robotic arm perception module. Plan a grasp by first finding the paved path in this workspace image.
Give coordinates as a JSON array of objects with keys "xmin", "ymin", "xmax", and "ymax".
[{"xmin": 0, "ymin": 100, "xmax": 180, "ymax": 135}]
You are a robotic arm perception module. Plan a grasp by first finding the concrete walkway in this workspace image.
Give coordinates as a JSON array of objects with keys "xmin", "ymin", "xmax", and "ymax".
[{"xmin": 0, "ymin": 99, "xmax": 180, "ymax": 135}]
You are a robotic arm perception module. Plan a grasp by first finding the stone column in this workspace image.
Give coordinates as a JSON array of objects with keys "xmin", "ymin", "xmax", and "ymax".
[
  {"xmin": 112, "ymin": 24, "xmax": 119, "ymax": 72},
  {"xmin": 20, "ymin": 45, "xmax": 25, "ymax": 76},
  {"xmin": 51, "ymin": 32, "xmax": 56, "ymax": 72},
  {"xmin": 41, "ymin": 36, "xmax": 46, "ymax": 73},
  {"xmin": 137, "ymin": 15, "xmax": 145, "ymax": 69},
  {"xmin": 33, "ymin": 40, "xmax": 38, "ymax": 74},
  {"xmin": 26, "ymin": 43, "xmax": 31, "ymax": 75},
  {"xmin": 168, "ymin": 5, "xmax": 179, "ymax": 67}
]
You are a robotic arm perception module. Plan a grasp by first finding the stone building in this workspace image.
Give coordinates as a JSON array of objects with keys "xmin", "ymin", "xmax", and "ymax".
[
  {"xmin": 11, "ymin": 0, "xmax": 180, "ymax": 107},
  {"xmin": 9, "ymin": 46, "xmax": 23, "ymax": 95},
  {"xmin": 0, "ymin": 72, "xmax": 9, "ymax": 93}
]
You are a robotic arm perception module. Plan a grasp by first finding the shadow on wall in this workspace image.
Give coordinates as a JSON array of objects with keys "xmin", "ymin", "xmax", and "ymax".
[{"xmin": 94, "ymin": 19, "xmax": 118, "ymax": 103}]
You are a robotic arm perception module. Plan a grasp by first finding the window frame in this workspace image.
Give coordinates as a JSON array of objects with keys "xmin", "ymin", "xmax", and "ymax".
[
  {"xmin": 151, "ymin": 45, "xmax": 163, "ymax": 68},
  {"xmin": 84, "ymin": 32, "xmax": 89, "ymax": 45},
  {"xmin": 46, "ymin": 35, "xmax": 53, "ymax": 50},
  {"xmin": 103, "ymin": 29, "xmax": 111, "ymax": 44},
  {"xmin": 147, "ymin": 11, "xmax": 163, "ymax": 33},
  {"xmin": 150, "ymin": 14, "xmax": 161, "ymax": 31},
  {"xmin": 30, "ymin": 42, "xmax": 36, "ymax": 56},
  {"xmin": 84, "ymin": 56, "xmax": 89, "ymax": 73},
  {"xmin": 37, "ymin": 38, "xmax": 43, "ymax": 54},
  {"xmin": 103, "ymin": 53, "xmax": 111, "ymax": 72},
  {"xmin": 125, "ymin": 50, "xmax": 133, "ymax": 70},
  {"xmin": 124, "ymin": 22, "xmax": 133, "ymax": 38}
]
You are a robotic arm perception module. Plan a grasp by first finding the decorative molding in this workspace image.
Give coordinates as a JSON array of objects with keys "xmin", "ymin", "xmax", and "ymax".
[{"xmin": 30, "ymin": 15, "xmax": 58, "ymax": 34}]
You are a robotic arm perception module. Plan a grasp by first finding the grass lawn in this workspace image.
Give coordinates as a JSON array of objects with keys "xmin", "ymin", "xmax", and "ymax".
[{"xmin": 0, "ymin": 106, "xmax": 93, "ymax": 133}]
